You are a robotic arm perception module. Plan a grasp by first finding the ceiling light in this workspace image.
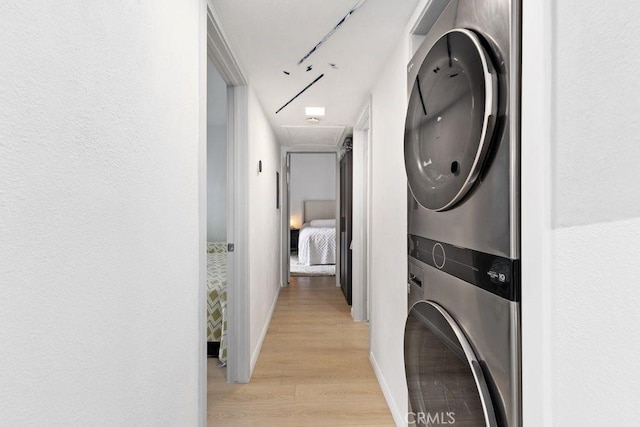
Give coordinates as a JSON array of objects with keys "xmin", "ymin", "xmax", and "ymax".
[
  {"xmin": 306, "ymin": 117, "xmax": 320, "ymax": 124},
  {"xmin": 305, "ymin": 107, "xmax": 325, "ymax": 117}
]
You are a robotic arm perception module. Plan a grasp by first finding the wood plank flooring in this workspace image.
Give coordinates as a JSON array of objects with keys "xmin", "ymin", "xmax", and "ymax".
[{"xmin": 208, "ymin": 275, "xmax": 394, "ymax": 426}]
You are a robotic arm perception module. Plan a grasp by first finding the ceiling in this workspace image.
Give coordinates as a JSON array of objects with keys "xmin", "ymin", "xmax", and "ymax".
[{"xmin": 211, "ymin": 0, "xmax": 420, "ymax": 146}]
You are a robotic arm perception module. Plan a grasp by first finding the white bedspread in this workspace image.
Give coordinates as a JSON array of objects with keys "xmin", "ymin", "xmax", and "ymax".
[{"xmin": 298, "ymin": 225, "xmax": 336, "ymax": 265}]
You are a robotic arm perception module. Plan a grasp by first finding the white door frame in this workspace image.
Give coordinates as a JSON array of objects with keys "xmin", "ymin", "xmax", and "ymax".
[
  {"xmin": 279, "ymin": 146, "xmax": 341, "ymax": 287},
  {"xmin": 204, "ymin": 1, "xmax": 251, "ymax": 393},
  {"xmin": 352, "ymin": 100, "xmax": 372, "ymax": 322},
  {"xmin": 521, "ymin": 0, "xmax": 554, "ymax": 423}
]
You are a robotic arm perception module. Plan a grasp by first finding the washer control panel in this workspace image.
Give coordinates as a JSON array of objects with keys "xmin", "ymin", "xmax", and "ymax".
[{"xmin": 408, "ymin": 234, "xmax": 520, "ymax": 301}]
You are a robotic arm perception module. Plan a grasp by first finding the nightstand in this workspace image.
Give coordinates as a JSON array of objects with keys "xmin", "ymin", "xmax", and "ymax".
[{"xmin": 290, "ymin": 228, "xmax": 300, "ymax": 252}]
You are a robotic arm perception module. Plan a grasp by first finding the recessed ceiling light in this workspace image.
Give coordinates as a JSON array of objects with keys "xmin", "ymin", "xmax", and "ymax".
[{"xmin": 305, "ymin": 107, "xmax": 325, "ymax": 117}]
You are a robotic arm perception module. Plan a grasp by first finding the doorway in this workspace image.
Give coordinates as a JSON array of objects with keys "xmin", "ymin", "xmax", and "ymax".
[
  {"xmin": 205, "ymin": 6, "xmax": 250, "ymax": 385},
  {"xmin": 285, "ymin": 151, "xmax": 339, "ymax": 280},
  {"xmin": 205, "ymin": 57, "xmax": 229, "ymax": 366}
]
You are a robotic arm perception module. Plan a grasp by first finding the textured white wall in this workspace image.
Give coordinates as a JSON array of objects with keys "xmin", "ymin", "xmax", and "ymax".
[
  {"xmin": 247, "ymin": 88, "xmax": 281, "ymax": 371},
  {"xmin": 553, "ymin": 219, "xmax": 640, "ymax": 425},
  {"xmin": 289, "ymin": 153, "xmax": 337, "ymax": 227},
  {"xmin": 368, "ymin": 34, "xmax": 410, "ymax": 426},
  {"xmin": 549, "ymin": 0, "xmax": 640, "ymax": 423},
  {"xmin": 0, "ymin": 1, "xmax": 202, "ymax": 425},
  {"xmin": 207, "ymin": 59, "xmax": 227, "ymax": 242},
  {"xmin": 553, "ymin": 0, "xmax": 640, "ymax": 227}
]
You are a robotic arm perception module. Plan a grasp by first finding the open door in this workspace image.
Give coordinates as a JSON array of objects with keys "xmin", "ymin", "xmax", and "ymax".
[
  {"xmin": 206, "ymin": 7, "xmax": 250, "ymax": 384},
  {"xmin": 339, "ymin": 146, "xmax": 353, "ymax": 305}
]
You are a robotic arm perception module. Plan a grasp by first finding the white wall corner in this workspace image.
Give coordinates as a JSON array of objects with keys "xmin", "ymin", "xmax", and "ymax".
[{"xmin": 370, "ymin": 352, "xmax": 405, "ymax": 427}]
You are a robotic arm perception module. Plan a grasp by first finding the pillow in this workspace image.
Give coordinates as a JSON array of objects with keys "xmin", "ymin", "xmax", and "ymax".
[{"xmin": 309, "ymin": 219, "xmax": 336, "ymax": 228}]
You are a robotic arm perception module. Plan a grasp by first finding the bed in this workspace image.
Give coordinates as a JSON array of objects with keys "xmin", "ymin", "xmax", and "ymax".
[
  {"xmin": 207, "ymin": 242, "xmax": 227, "ymax": 364},
  {"xmin": 298, "ymin": 200, "xmax": 337, "ymax": 266}
]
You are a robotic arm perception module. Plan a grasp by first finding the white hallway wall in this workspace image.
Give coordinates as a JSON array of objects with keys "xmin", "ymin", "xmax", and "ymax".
[
  {"xmin": 550, "ymin": 0, "xmax": 640, "ymax": 424},
  {"xmin": 289, "ymin": 153, "xmax": 337, "ymax": 227},
  {"xmin": 247, "ymin": 88, "xmax": 281, "ymax": 372},
  {"xmin": 367, "ymin": 0, "xmax": 640, "ymax": 425},
  {"xmin": 0, "ymin": 1, "xmax": 203, "ymax": 424},
  {"xmin": 367, "ymin": 19, "xmax": 411, "ymax": 426}
]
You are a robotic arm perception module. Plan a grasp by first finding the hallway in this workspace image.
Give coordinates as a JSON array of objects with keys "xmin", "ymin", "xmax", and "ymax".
[{"xmin": 207, "ymin": 276, "xmax": 393, "ymax": 426}]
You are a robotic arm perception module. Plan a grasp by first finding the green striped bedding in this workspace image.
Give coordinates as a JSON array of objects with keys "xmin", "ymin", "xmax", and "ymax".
[{"xmin": 207, "ymin": 242, "xmax": 227, "ymax": 364}]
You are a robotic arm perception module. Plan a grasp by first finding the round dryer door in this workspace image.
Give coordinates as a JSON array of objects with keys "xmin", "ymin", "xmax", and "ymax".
[
  {"xmin": 404, "ymin": 301, "xmax": 497, "ymax": 426},
  {"xmin": 404, "ymin": 29, "xmax": 498, "ymax": 211}
]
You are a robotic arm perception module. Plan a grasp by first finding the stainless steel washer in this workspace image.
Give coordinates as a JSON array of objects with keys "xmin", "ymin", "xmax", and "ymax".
[
  {"xmin": 404, "ymin": 0, "xmax": 521, "ymax": 425},
  {"xmin": 406, "ymin": 236, "xmax": 519, "ymax": 426},
  {"xmin": 405, "ymin": 300, "xmax": 497, "ymax": 426}
]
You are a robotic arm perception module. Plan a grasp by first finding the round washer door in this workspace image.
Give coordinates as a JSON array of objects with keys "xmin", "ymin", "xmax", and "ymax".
[
  {"xmin": 404, "ymin": 29, "xmax": 497, "ymax": 211},
  {"xmin": 404, "ymin": 300, "xmax": 497, "ymax": 426}
]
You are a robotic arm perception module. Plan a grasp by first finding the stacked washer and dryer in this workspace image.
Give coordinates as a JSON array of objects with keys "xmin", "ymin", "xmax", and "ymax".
[{"xmin": 403, "ymin": 0, "xmax": 521, "ymax": 426}]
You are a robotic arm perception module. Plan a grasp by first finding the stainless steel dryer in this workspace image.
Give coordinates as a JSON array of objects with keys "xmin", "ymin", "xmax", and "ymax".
[{"xmin": 403, "ymin": 0, "xmax": 521, "ymax": 425}]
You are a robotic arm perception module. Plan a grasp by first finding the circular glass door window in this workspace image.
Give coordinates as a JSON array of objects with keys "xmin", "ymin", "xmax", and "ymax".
[
  {"xmin": 404, "ymin": 29, "xmax": 498, "ymax": 211},
  {"xmin": 404, "ymin": 300, "xmax": 497, "ymax": 426}
]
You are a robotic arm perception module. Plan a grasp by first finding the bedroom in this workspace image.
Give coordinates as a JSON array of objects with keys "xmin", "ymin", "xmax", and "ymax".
[{"xmin": 287, "ymin": 152, "xmax": 338, "ymax": 279}]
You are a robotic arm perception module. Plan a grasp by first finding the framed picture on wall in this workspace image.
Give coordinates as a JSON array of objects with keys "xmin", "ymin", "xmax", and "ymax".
[{"xmin": 276, "ymin": 171, "xmax": 280, "ymax": 209}]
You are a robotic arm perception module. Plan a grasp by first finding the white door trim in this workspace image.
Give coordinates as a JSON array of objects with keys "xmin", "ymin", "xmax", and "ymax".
[
  {"xmin": 335, "ymin": 148, "xmax": 342, "ymax": 288},
  {"xmin": 226, "ymin": 86, "xmax": 250, "ymax": 384},
  {"xmin": 521, "ymin": 0, "xmax": 554, "ymax": 424},
  {"xmin": 279, "ymin": 146, "xmax": 340, "ymax": 287},
  {"xmin": 352, "ymin": 100, "xmax": 371, "ymax": 322},
  {"xmin": 281, "ymin": 152, "xmax": 291, "ymax": 286},
  {"xmin": 198, "ymin": 4, "xmax": 207, "ymax": 425},
  {"xmin": 206, "ymin": 5, "xmax": 245, "ymax": 86},
  {"xmin": 205, "ymin": 1, "xmax": 251, "ymax": 389}
]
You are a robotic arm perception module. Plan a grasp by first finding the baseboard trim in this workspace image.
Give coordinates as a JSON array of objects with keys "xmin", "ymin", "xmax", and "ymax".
[
  {"xmin": 250, "ymin": 286, "xmax": 280, "ymax": 374},
  {"xmin": 370, "ymin": 351, "xmax": 405, "ymax": 427}
]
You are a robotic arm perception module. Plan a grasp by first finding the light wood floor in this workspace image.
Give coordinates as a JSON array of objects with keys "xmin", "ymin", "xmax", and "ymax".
[{"xmin": 208, "ymin": 275, "xmax": 394, "ymax": 426}]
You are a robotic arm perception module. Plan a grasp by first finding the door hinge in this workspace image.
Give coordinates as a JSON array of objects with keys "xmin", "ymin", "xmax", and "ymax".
[{"xmin": 227, "ymin": 243, "xmax": 234, "ymax": 252}]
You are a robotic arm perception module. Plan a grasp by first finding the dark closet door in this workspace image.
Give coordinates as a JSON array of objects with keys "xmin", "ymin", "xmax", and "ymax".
[{"xmin": 340, "ymin": 149, "xmax": 353, "ymax": 305}]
